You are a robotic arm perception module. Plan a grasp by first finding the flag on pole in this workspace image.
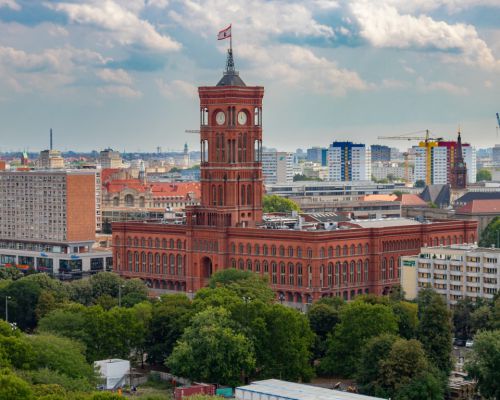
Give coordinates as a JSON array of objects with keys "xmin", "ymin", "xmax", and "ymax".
[{"xmin": 217, "ymin": 25, "xmax": 231, "ymax": 40}]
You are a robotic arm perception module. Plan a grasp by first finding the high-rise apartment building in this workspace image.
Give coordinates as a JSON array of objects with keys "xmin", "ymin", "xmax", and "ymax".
[
  {"xmin": 99, "ymin": 149, "xmax": 123, "ymax": 169},
  {"xmin": 413, "ymin": 133, "xmax": 476, "ymax": 186},
  {"xmin": 38, "ymin": 150, "xmax": 65, "ymax": 169},
  {"xmin": 0, "ymin": 170, "xmax": 110, "ymax": 277},
  {"xmin": 370, "ymin": 145, "xmax": 391, "ymax": 162},
  {"xmin": 262, "ymin": 151, "xmax": 294, "ymax": 184},
  {"xmin": 401, "ymin": 244, "xmax": 499, "ymax": 305},
  {"xmin": 327, "ymin": 142, "xmax": 371, "ymax": 181}
]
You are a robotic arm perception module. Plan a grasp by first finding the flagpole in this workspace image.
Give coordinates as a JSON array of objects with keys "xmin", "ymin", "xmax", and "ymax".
[{"xmin": 230, "ymin": 24, "xmax": 232, "ymax": 53}]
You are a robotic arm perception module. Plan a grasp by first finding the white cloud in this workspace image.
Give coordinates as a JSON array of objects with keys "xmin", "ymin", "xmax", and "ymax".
[
  {"xmin": 0, "ymin": 0, "xmax": 20, "ymax": 10},
  {"xmin": 157, "ymin": 79, "xmax": 197, "ymax": 98},
  {"xmin": 384, "ymin": 0, "xmax": 500, "ymax": 14},
  {"xmin": 147, "ymin": 0, "xmax": 169, "ymax": 8},
  {"xmin": 98, "ymin": 85, "xmax": 142, "ymax": 98},
  {"xmin": 417, "ymin": 78, "xmax": 468, "ymax": 95},
  {"xmin": 96, "ymin": 68, "xmax": 133, "ymax": 85},
  {"xmin": 350, "ymin": 0, "xmax": 499, "ymax": 69},
  {"xmin": 48, "ymin": 0, "xmax": 181, "ymax": 51}
]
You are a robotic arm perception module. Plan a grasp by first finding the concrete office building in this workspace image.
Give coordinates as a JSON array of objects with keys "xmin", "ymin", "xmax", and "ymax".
[
  {"xmin": 327, "ymin": 142, "xmax": 371, "ymax": 182},
  {"xmin": 262, "ymin": 151, "xmax": 294, "ymax": 184},
  {"xmin": 38, "ymin": 150, "xmax": 65, "ymax": 169},
  {"xmin": 371, "ymin": 145, "xmax": 391, "ymax": 162},
  {"xmin": 99, "ymin": 149, "xmax": 123, "ymax": 169},
  {"xmin": 0, "ymin": 170, "xmax": 109, "ymax": 277},
  {"xmin": 401, "ymin": 244, "xmax": 499, "ymax": 305}
]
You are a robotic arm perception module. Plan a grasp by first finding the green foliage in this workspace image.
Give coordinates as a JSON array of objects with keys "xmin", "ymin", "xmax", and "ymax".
[
  {"xmin": 307, "ymin": 302, "xmax": 340, "ymax": 359},
  {"xmin": 146, "ymin": 294, "xmax": 193, "ymax": 365},
  {"xmin": 167, "ymin": 307, "xmax": 256, "ymax": 387},
  {"xmin": 476, "ymin": 168, "xmax": 492, "ymax": 182},
  {"xmin": 415, "ymin": 180, "xmax": 426, "ymax": 188},
  {"xmin": 321, "ymin": 301, "xmax": 398, "ymax": 377},
  {"xmin": 417, "ymin": 289, "xmax": 453, "ymax": 375},
  {"xmin": 0, "ymin": 278, "xmax": 42, "ymax": 330},
  {"xmin": 392, "ymin": 301, "xmax": 419, "ymax": 339},
  {"xmin": 465, "ymin": 329, "xmax": 500, "ymax": 399},
  {"xmin": 293, "ymin": 174, "xmax": 322, "ymax": 182},
  {"xmin": 479, "ymin": 216, "xmax": 500, "ymax": 248},
  {"xmin": 394, "ymin": 369, "xmax": 445, "ymax": 400},
  {"xmin": 0, "ymin": 267, "xmax": 24, "ymax": 280},
  {"xmin": 0, "ymin": 370, "xmax": 32, "ymax": 400},
  {"xmin": 262, "ymin": 195, "xmax": 300, "ymax": 213}
]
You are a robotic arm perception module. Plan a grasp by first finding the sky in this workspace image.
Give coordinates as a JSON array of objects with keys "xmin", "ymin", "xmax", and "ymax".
[{"xmin": 0, "ymin": 0, "xmax": 499, "ymax": 153}]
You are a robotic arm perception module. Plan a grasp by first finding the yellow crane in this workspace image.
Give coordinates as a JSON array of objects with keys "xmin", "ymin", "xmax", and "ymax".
[{"xmin": 377, "ymin": 130, "xmax": 444, "ymax": 185}]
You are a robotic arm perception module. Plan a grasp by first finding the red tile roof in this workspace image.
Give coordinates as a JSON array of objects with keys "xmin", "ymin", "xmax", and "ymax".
[
  {"xmin": 399, "ymin": 194, "xmax": 428, "ymax": 206},
  {"xmin": 456, "ymin": 199, "xmax": 500, "ymax": 214},
  {"xmin": 104, "ymin": 179, "xmax": 201, "ymax": 199}
]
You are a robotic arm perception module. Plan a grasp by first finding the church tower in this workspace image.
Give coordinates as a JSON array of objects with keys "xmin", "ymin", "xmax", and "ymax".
[
  {"xmin": 451, "ymin": 131, "xmax": 467, "ymax": 189},
  {"xmin": 187, "ymin": 49, "xmax": 264, "ymax": 228}
]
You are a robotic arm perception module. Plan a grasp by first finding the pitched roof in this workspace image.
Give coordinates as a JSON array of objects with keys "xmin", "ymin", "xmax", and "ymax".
[
  {"xmin": 456, "ymin": 199, "xmax": 500, "ymax": 214},
  {"xmin": 420, "ymin": 184, "xmax": 451, "ymax": 207},
  {"xmin": 400, "ymin": 194, "xmax": 428, "ymax": 206},
  {"xmin": 455, "ymin": 192, "xmax": 500, "ymax": 204},
  {"xmin": 104, "ymin": 179, "xmax": 201, "ymax": 199}
]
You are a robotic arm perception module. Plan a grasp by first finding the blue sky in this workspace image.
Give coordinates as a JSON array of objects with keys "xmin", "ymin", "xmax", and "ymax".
[{"xmin": 0, "ymin": 0, "xmax": 499, "ymax": 152}]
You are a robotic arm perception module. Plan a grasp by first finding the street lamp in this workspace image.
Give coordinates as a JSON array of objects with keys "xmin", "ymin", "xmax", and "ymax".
[
  {"xmin": 118, "ymin": 285, "xmax": 125, "ymax": 307},
  {"xmin": 5, "ymin": 296, "xmax": 11, "ymax": 323}
]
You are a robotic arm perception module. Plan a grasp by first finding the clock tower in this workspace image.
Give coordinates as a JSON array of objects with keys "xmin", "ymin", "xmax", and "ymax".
[{"xmin": 187, "ymin": 49, "xmax": 264, "ymax": 228}]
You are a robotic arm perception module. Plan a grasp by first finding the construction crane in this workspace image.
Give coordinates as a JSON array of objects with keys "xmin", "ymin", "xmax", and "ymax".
[{"xmin": 377, "ymin": 129, "xmax": 444, "ymax": 186}]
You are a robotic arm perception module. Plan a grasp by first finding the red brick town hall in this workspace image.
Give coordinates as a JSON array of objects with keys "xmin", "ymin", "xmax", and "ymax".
[{"xmin": 112, "ymin": 50, "xmax": 477, "ymax": 304}]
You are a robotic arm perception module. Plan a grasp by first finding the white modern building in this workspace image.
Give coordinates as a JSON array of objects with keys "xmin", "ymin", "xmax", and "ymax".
[
  {"xmin": 401, "ymin": 244, "xmax": 500, "ymax": 305},
  {"xmin": 372, "ymin": 162, "xmax": 413, "ymax": 182},
  {"xmin": 327, "ymin": 142, "xmax": 371, "ymax": 182},
  {"xmin": 262, "ymin": 151, "xmax": 294, "ymax": 184}
]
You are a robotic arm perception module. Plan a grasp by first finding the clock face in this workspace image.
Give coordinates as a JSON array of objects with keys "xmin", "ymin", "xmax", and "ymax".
[
  {"xmin": 215, "ymin": 111, "xmax": 225, "ymax": 125},
  {"xmin": 237, "ymin": 111, "xmax": 247, "ymax": 125}
]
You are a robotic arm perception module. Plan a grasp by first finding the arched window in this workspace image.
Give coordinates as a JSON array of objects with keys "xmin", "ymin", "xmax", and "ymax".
[
  {"xmin": 382, "ymin": 258, "xmax": 387, "ymax": 280},
  {"xmin": 231, "ymin": 259, "xmax": 236, "ymax": 268},
  {"xmin": 271, "ymin": 262, "xmax": 277, "ymax": 284},
  {"xmin": 169, "ymin": 254, "xmax": 175, "ymax": 275},
  {"xmin": 350, "ymin": 244, "xmax": 355, "ymax": 256},
  {"xmin": 148, "ymin": 238, "xmax": 153, "ymax": 248},
  {"xmin": 239, "ymin": 243, "xmax": 244, "ymax": 254},
  {"xmin": 241, "ymin": 185, "xmax": 246, "ymax": 205},
  {"xmin": 247, "ymin": 259, "xmax": 252, "ymax": 271},
  {"xmin": 328, "ymin": 263, "xmax": 333, "ymax": 287},
  {"xmin": 263, "ymin": 260, "xmax": 269, "ymax": 273},
  {"xmin": 328, "ymin": 247, "xmax": 333, "ymax": 258},
  {"xmin": 335, "ymin": 262, "xmax": 340, "ymax": 286},
  {"xmin": 350, "ymin": 261, "xmax": 355, "ymax": 283},
  {"xmin": 342, "ymin": 262, "xmax": 348, "ymax": 283},
  {"xmin": 288, "ymin": 246, "xmax": 294, "ymax": 257},
  {"xmin": 254, "ymin": 244, "xmax": 260, "ymax": 255},
  {"xmin": 141, "ymin": 252, "xmax": 146, "ymax": 272},
  {"xmin": 127, "ymin": 237, "xmax": 132, "ymax": 247},
  {"xmin": 141, "ymin": 238, "xmax": 146, "ymax": 247},
  {"xmin": 162, "ymin": 254, "xmax": 167, "ymax": 274},
  {"xmin": 231, "ymin": 243, "xmax": 236, "ymax": 254},
  {"xmin": 162, "ymin": 239, "xmax": 167, "ymax": 249},
  {"xmin": 255, "ymin": 260, "xmax": 261, "ymax": 272},
  {"xmin": 389, "ymin": 258, "xmax": 395, "ymax": 279},
  {"xmin": 155, "ymin": 253, "xmax": 160, "ymax": 274},
  {"xmin": 319, "ymin": 264, "xmax": 324, "ymax": 287},
  {"xmin": 170, "ymin": 239, "xmax": 174, "ymax": 249},
  {"xmin": 343, "ymin": 245, "xmax": 348, "ymax": 256},
  {"xmin": 307, "ymin": 248, "xmax": 313, "ymax": 258},
  {"xmin": 263, "ymin": 245, "xmax": 268, "ymax": 256},
  {"xmin": 247, "ymin": 244, "xmax": 252, "ymax": 254},
  {"xmin": 288, "ymin": 263, "xmax": 294, "ymax": 285},
  {"xmin": 134, "ymin": 252, "xmax": 139, "ymax": 272},
  {"xmin": 177, "ymin": 239, "xmax": 182, "ymax": 250},
  {"xmin": 364, "ymin": 259, "xmax": 369, "ymax": 281},
  {"xmin": 247, "ymin": 184, "xmax": 252, "ymax": 205},
  {"xmin": 218, "ymin": 185, "xmax": 223, "ymax": 206},
  {"xmin": 127, "ymin": 251, "xmax": 132, "ymax": 271},
  {"xmin": 297, "ymin": 247, "xmax": 302, "ymax": 258},
  {"xmin": 177, "ymin": 254, "xmax": 183, "ymax": 275},
  {"xmin": 297, "ymin": 263, "xmax": 303, "ymax": 287},
  {"xmin": 279, "ymin": 246, "xmax": 285, "ymax": 256},
  {"xmin": 357, "ymin": 260, "xmax": 363, "ymax": 282},
  {"xmin": 280, "ymin": 262, "xmax": 286, "ymax": 284},
  {"xmin": 319, "ymin": 247, "xmax": 325, "ymax": 258},
  {"xmin": 239, "ymin": 259, "xmax": 244, "ymax": 270},
  {"xmin": 357, "ymin": 244, "xmax": 362, "ymax": 255},
  {"xmin": 271, "ymin": 245, "xmax": 276, "ymax": 256}
]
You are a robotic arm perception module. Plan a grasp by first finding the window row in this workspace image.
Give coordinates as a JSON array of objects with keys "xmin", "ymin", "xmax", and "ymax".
[
  {"xmin": 126, "ymin": 252, "xmax": 185, "ymax": 276},
  {"xmin": 118, "ymin": 237, "xmax": 185, "ymax": 250},
  {"xmin": 230, "ymin": 243, "xmax": 370, "ymax": 258}
]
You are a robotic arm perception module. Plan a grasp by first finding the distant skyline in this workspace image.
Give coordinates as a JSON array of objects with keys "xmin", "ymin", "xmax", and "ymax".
[{"xmin": 0, "ymin": 0, "xmax": 499, "ymax": 152}]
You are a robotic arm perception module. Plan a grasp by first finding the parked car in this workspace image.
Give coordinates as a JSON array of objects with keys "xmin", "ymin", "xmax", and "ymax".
[
  {"xmin": 453, "ymin": 338, "xmax": 466, "ymax": 347},
  {"xmin": 465, "ymin": 339, "xmax": 474, "ymax": 348}
]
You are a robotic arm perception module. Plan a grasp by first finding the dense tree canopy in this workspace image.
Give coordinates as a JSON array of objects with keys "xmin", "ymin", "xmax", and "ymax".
[
  {"xmin": 466, "ymin": 329, "xmax": 500, "ymax": 399},
  {"xmin": 479, "ymin": 216, "xmax": 500, "ymax": 248},
  {"xmin": 262, "ymin": 195, "xmax": 300, "ymax": 213},
  {"xmin": 476, "ymin": 168, "xmax": 492, "ymax": 182}
]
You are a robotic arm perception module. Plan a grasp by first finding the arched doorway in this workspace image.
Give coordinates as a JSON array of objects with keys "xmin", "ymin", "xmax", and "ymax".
[{"xmin": 201, "ymin": 257, "xmax": 212, "ymax": 278}]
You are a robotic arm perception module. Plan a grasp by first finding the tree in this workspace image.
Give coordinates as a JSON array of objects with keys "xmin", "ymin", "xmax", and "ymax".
[
  {"xmin": 479, "ymin": 216, "xmax": 500, "ymax": 248},
  {"xmin": 167, "ymin": 307, "xmax": 255, "ymax": 387},
  {"xmin": 321, "ymin": 301, "xmax": 398, "ymax": 377},
  {"xmin": 0, "ymin": 278, "xmax": 42, "ymax": 330},
  {"xmin": 417, "ymin": 289, "xmax": 453, "ymax": 375},
  {"xmin": 293, "ymin": 174, "xmax": 322, "ymax": 182},
  {"xmin": 391, "ymin": 301, "xmax": 419, "ymax": 339},
  {"xmin": 0, "ymin": 267, "xmax": 24, "ymax": 281},
  {"xmin": 307, "ymin": 302, "xmax": 340, "ymax": 359},
  {"xmin": 415, "ymin": 180, "xmax": 426, "ymax": 188},
  {"xmin": 259, "ymin": 304, "xmax": 314, "ymax": 381},
  {"xmin": 476, "ymin": 168, "xmax": 492, "ymax": 182},
  {"xmin": 465, "ymin": 329, "xmax": 500, "ymax": 399},
  {"xmin": 0, "ymin": 371, "xmax": 32, "ymax": 400},
  {"xmin": 453, "ymin": 298, "xmax": 476, "ymax": 339},
  {"xmin": 262, "ymin": 195, "xmax": 300, "ymax": 213},
  {"xmin": 146, "ymin": 294, "xmax": 193, "ymax": 365}
]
